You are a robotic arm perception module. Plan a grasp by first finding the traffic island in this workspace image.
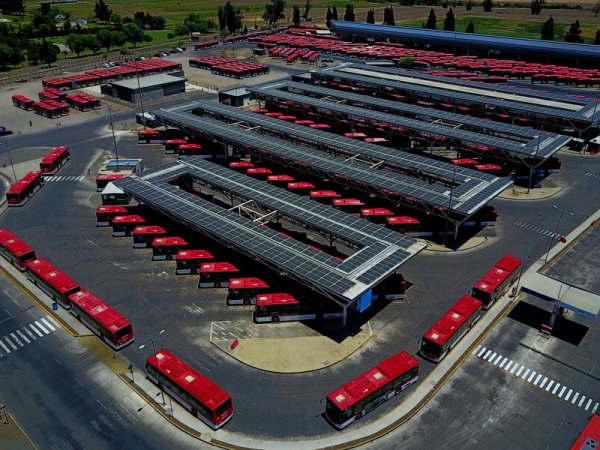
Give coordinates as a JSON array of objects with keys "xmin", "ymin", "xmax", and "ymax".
[
  {"xmin": 210, "ymin": 320, "xmax": 372, "ymax": 373},
  {"xmin": 498, "ymin": 184, "xmax": 564, "ymax": 200}
]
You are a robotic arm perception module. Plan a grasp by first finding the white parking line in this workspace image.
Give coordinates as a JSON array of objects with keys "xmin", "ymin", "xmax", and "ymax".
[
  {"xmin": 41, "ymin": 317, "xmax": 56, "ymax": 331},
  {"xmin": 35, "ymin": 320, "xmax": 49, "ymax": 334}
]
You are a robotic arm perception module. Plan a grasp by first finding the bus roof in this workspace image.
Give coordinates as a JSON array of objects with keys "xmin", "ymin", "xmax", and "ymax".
[
  {"xmin": 267, "ymin": 174, "xmax": 294, "ymax": 182},
  {"xmin": 2, "ymin": 237, "xmax": 35, "ymax": 257},
  {"xmin": 229, "ymin": 277, "xmax": 269, "ymax": 289},
  {"xmin": 361, "ymin": 208, "xmax": 394, "ymax": 217},
  {"xmin": 422, "ymin": 295, "xmax": 482, "ymax": 346},
  {"xmin": 133, "ymin": 226, "xmax": 167, "ymax": 235},
  {"xmin": 333, "ymin": 198, "xmax": 365, "ymax": 206},
  {"xmin": 571, "ymin": 415, "xmax": 600, "ymax": 450},
  {"xmin": 247, "ymin": 168, "xmax": 273, "ymax": 175},
  {"xmin": 176, "ymin": 249, "xmax": 214, "ymax": 260},
  {"xmin": 40, "ymin": 146, "xmax": 69, "ymax": 165},
  {"xmin": 473, "ymin": 268, "xmax": 512, "ymax": 294},
  {"xmin": 229, "ymin": 161, "xmax": 255, "ymax": 169},
  {"xmin": 138, "ymin": 129, "xmax": 161, "ymax": 136},
  {"xmin": 386, "ymin": 216, "xmax": 420, "ymax": 225},
  {"xmin": 147, "ymin": 349, "xmax": 231, "ymax": 411},
  {"xmin": 112, "ymin": 215, "xmax": 145, "ymax": 224},
  {"xmin": 495, "ymin": 255, "xmax": 522, "ymax": 273},
  {"xmin": 97, "ymin": 206, "xmax": 128, "ymax": 215},
  {"xmin": 152, "ymin": 237, "xmax": 188, "ymax": 247},
  {"xmin": 309, "ymin": 190, "xmax": 341, "ymax": 198},
  {"xmin": 451, "ymin": 158, "xmax": 478, "ymax": 165},
  {"xmin": 256, "ymin": 293, "xmax": 298, "ymax": 306},
  {"xmin": 475, "ymin": 164, "xmax": 503, "ymax": 171},
  {"xmin": 7, "ymin": 171, "xmax": 42, "ymax": 195},
  {"xmin": 25, "ymin": 258, "xmax": 55, "ymax": 275},
  {"xmin": 287, "ymin": 182, "xmax": 315, "ymax": 189},
  {"xmin": 200, "ymin": 262, "xmax": 238, "ymax": 273},
  {"xmin": 165, "ymin": 139, "xmax": 188, "ymax": 145},
  {"xmin": 69, "ymin": 290, "xmax": 131, "ymax": 332},
  {"xmin": 327, "ymin": 352, "xmax": 418, "ymax": 411},
  {"xmin": 178, "ymin": 143, "xmax": 202, "ymax": 149},
  {"xmin": 39, "ymin": 268, "xmax": 80, "ymax": 293}
]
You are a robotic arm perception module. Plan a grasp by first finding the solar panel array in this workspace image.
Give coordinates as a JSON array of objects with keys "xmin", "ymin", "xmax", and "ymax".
[
  {"xmin": 115, "ymin": 158, "xmax": 426, "ymax": 306},
  {"xmin": 321, "ymin": 66, "xmax": 597, "ymax": 125},
  {"xmin": 247, "ymin": 86, "xmax": 572, "ymax": 159},
  {"xmin": 154, "ymin": 106, "xmax": 510, "ymax": 216}
]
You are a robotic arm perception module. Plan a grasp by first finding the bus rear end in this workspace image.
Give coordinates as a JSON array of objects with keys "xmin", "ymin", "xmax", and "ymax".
[
  {"xmin": 199, "ymin": 262, "xmax": 239, "ymax": 288},
  {"xmin": 226, "ymin": 278, "xmax": 269, "ymax": 305},
  {"xmin": 361, "ymin": 208, "xmax": 394, "ymax": 225},
  {"xmin": 133, "ymin": 226, "xmax": 167, "ymax": 248},
  {"xmin": 96, "ymin": 206, "xmax": 128, "ymax": 227},
  {"xmin": 152, "ymin": 237, "xmax": 188, "ymax": 260},
  {"xmin": 176, "ymin": 250, "xmax": 214, "ymax": 275},
  {"xmin": 112, "ymin": 215, "xmax": 145, "ymax": 237}
]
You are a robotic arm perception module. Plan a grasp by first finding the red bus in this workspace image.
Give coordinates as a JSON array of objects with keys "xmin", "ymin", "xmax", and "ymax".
[
  {"xmin": 69, "ymin": 289, "xmax": 134, "ymax": 350},
  {"xmin": 176, "ymin": 250, "xmax": 214, "ymax": 275},
  {"xmin": 325, "ymin": 351, "xmax": 419, "ymax": 429},
  {"xmin": 287, "ymin": 182, "xmax": 316, "ymax": 196},
  {"xmin": 145, "ymin": 348, "xmax": 233, "ymax": 429},
  {"xmin": 177, "ymin": 143, "xmax": 204, "ymax": 158},
  {"xmin": 152, "ymin": 237, "xmax": 188, "ymax": 261},
  {"xmin": 226, "ymin": 278, "xmax": 269, "ymax": 305},
  {"xmin": 451, "ymin": 158, "xmax": 478, "ymax": 169},
  {"xmin": 6, "ymin": 171, "xmax": 45, "ymax": 207},
  {"xmin": 112, "ymin": 215, "xmax": 145, "ymax": 237},
  {"xmin": 309, "ymin": 190, "xmax": 341, "ymax": 204},
  {"xmin": 361, "ymin": 208, "xmax": 394, "ymax": 224},
  {"xmin": 246, "ymin": 167, "xmax": 273, "ymax": 180},
  {"xmin": 96, "ymin": 173, "xmax": 128, "ymax": 192},
  {"xmin": 386, "ymin": 216, "xmax": 431, "ymax": 237},
  {"xmin": 133, "ymin": 226, "xmax": 167, "ymax": 248},
  {"xmin": 164, "ymin": 139, "xmax": 188, "ymax": 154},
  {"xmin": 96, "ymin": 206, "xmax": 128, "ymax": 227},
  {"xmin": 254, "ymin": 294, "xmax": 343, "ymax": 323},
  {"xmin": 40, "ymin": 146, "xmax": 71, "ymax": 176},
  {"xmin": 138, "ymin": 129, "xmax": 164, "ymax": 144},
  {"xmin": 267, "ymin": 174, "xmax": 294, "ymax": 186},
  {"xmin": 571, "ymin": 415, "xmax": 600, "ymax": 450},
  {"xmin": 0, "ymin": 228, "xmax": 37, "ymax": 271},
  {"xmin": 198, "ymin": 262, "xmax": 239, "ymax": 288},
  {"xmin": 228, "ymin": 161, "xmax": 255, "ymax": 172},
  {"xmin": 475, "ymin": 164, "xmax": 503, "ymax": 175},
  {"xmin": 420, "ymin": 295, "xmax": 483, "ymax": 363},
  {"xmin": 33, "ymin": 101, "xmax": 61, "ymax": 119},
  {"xmin": 470, "ymin": 255, "xmax": 523, "ymax": 309},
  {"xmin": 333, "ymin": 198, "xmax": 365, "ymax": 214},
  {"xmin": 25, "ymin": 258, "xmax": 80, "ymax": 309},
  {"xmin": 12, "ymin": 95, "xmax": 35, "ymax": 111}
]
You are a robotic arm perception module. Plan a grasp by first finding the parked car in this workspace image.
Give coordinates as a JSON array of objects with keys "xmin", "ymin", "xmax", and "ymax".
[{"xmin": 0, "ymin": 127, "xmax": 14, "ymax": 137}]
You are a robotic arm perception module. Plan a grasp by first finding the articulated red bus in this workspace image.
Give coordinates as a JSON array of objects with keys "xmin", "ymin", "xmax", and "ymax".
[
  {"xmin": 470, "ymin": 255, "xmax": 523, "ymax": 309},
  {"xmin": 175, "ymin": 250, "xmax": 214, "ymax": 275},
  {"xmin": 146, "ymin": 348, "xmax": 233, "ymax": 429},
  {"xmin": 69, "ymin": 289, "xmax": 134, "ymax": 350},
  {"xmin": 571, "ymin": 415, "xmax": 600, "ymax": 450},
  {"xmin": 226, "ymin": 278, "xmax": 269, "ymax": 305},
  {"xmin": 198, "ymin": 262, "xmax": 239, "ymax": 288},
  {"xmin": 325, "ymin": 351, "xmax": 419, "ymax": 429},
  {"xmin": 132, "ymin": 226, "xmax": 167, "ymax": 248},
  {"xmin": 420, "ymin": 295, "xmax": 483, "ymax": 363},
  {"xmin": 164, "ymin": 139, "xmax": 187, "ymax": 154},
  {"xmin": 40, "ymin": 146, "xmax": 71, "ymax": 176},
  {"xmin": 0, "ymin": 228, "xmax": 37, "ymax": 271},
  {"xmin": 361, "ymin": 208, "xmax": 394, "ymax": 224},
  {"xmin": 96, "ymin": 206, "xmax": 128, "ymax": 227},
  {"xmin": 254, "ymin": 294, "xmax": 343, "ymax": 323},
  {"xmin": 112, "ymin": 215, "xmax": 145, "ymax": 237},
  {"xmin": 152, "ymin": 237, "xmax": 188, "ymax": 261},
  {"xmin": 6, "ymin": 171, "xmax": 45, "ymax": 207},
  {"xmin": 96, "ymin": 173, "xmax": 128, "ymax": 192},
  {"xmin": 25, "ymin": 258, "xmax": 80, "ymax": 309}
]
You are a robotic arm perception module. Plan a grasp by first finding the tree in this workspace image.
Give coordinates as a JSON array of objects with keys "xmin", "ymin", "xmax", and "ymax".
[
  {"xmin": 97, "ymin": 28, "xmax": 113, "ymax": 51},
  {"xmin": 0, "ymin": 0, "xmax": 25, "ymax": 14},
  {"xmin": 466, "ymin": 0, "xmax": 473, "ymax": 10},
  {"xmin": 465, "ymin": 19, "xmax": 474, "ymax": 33},
  {"xmin": 134, "ymin": 11, "xmax": 146, "ymax": 29},
  {"xmin": 343, "ymin": 4, "xmax": 355, "ymax": 22},
  {"xmin": 109, "ymin": 12, "xmax": 122, "ymax": 27},
  {"xmin": 218, "ymin": 1, "xmax": 240, "ymax": 33},
  {"xmin": 66, "ymin": 33, "xmax": 86, "ymax": 56},
  {"xmin": 94, "ymin": 0, "xmax": 112, "ymax": 23},
  {"xmin": 39, "ymin": 2, "xmax": 51, "ymax": 15},
  {"xmin": 540, "ymin": 16, "xmax": 554, "ymax": 40},
  {"xmin": 443, "ymin": 7, "xmax": 455, "ymax": 31},
  {"xmin": 0, "ymin": 43, "xmax": 14, "ymax": 66},
  {"xmin": 366, "ymin": 8, "xmax": 374, "ymax": 24},
  {"xmin": 593, "ymin": 1, "xmax": 600, "ymax": 17},
  {"xmin": 383, "ymin": 6, "xmax": 395, "ymax": 26},
  {"xmin": 303, "ymin": 0, "xmax": 312, "ymax": 19},
  {"xmin": 425, "ymin": 8, "xmax": 436, "ymax": 30},
  {"xmin": 292, "ymin": 5, "xmax": 301, "ymax": 25},
  {"xmin": 111, "ymin": 30, "xmax": 126, "ymax": 47},
  {"xmin": 482, "ymin": 0, "xmax": 492, "ymax": 12},
  {"xmin": 530, "ymin": 0, "xmax": 544, "ymax": 15},
  {"xmin": 332, "ymin": 6, "xmax": 338, "ymax": 20},
  {"xmin": 564, "ymin": 19, "xmax": 583, "ymax": 43},
  {"xmin": 62, "ymin": 19, "xmax": 72, "ymax": 35},
  {"xmin": 123, "ymin": 22, "xmax": 144, "ymax": 47},
  {"xmin": 263, "ymin": 0, "xmax": 286, "ymax": 25},
  {"xmin": 326, "ymin": 6, "xmax": 333, "ymax": 28},
  {"xmin": 84, "ymin": 34, "xmax": 101, "ymax": 54}
]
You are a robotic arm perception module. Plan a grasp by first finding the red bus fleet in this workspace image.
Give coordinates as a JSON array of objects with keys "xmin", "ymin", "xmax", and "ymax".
[
  {"xmin": 325, "ymin": 351, "xmax": 419, "ymax": 429},
  {"xmin": 6, "ymin": 171, "xmax": 45, "ymax": 207},
  {"xmin": 470, "ymin": 255, "xmax": 523, "ymax": 309},
  {"xmin": 254, "ymin": 294, "xmax": 343, "ymax": 323},
  {"xmin": 198, "ymin": 262, "xmax": 239, "ymax": 288},
  {"xmin": 112, "ymin": 215, "xmax": 145, "ymax": 237},
  {"xmin": 40, "ymin": 146, "xmax": 71, "ymax": 176},
  {"xmin": 133, "ymin": 226, "xmax": 167, "ymax": 249},
  {"xmin": 152, "ymin": 237, "xmax": 188, "ymax": 260},
  {"xmin": 226, "ymin": 278, "xmax": 269, "ymax": 305},
  {"xmin": 0, "ymin": 228, "xmax": 37, "ymax": 271},
  {"xmin": 25, "ymin": 258, "xmax": 80, "ymax": 309},
  {"xmin": 69, "ymin": 289, "xmax": 134, "ymax": 350},
  {"xmin": 146, "ymin": 348, "xmax": 233, "ymax": 429},
  {"xmin": 420, "ymin": 295, "xmax": 483, "ymax": 363},
  {"xmin": 176, "ymin": 250, "xmax": 214, "ymax": 275}
]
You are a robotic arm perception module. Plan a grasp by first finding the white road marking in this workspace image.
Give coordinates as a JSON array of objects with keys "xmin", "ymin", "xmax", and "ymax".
[
  {"xmin": 0, "ymin": 339, "xmax": 10, "ymax": 354},
  {"xmin": 539, "ymin": 377, "xmax": 548, "ymax": 389},
  {"xmin": 487, "ymin": 352, "xmax": 497, "ymax": 362},
  {"xmin": 35, "ymin": 320, "xmax": 49, "ymax": 334},
  {"xmin": 16, "ymin": 329, "xmax": 30, "ymax": 344},
  {"xmin": 4, "ymin": 336, "xmax": 18, "ymax": 350},
  {"xmin": 41, "ymin": 317, "xmax": 56, "ymax": 331},
  {"xmin": 527, "ymin": 371, "xmax": 537, "ymax": 383},
  {"xmin": 477, "ymin": 347, "xmax": 487, "ymax": 357},
  {"xmin": 585, "ymin": 399, "xmax": 593, "ymax": 411},
  {"xmin": 516, "ymin": 366, "xmax": 524, "ymax": 377},
  {"xmin": 510, "ymin": 364, "xmax": 519, "ymax": 374},
  {"xmin": 493, "ymin": 354, "xmax": 503, "ymax": 365},
  {"xmin": 578, "ymin": 396, "xmax": 586, "ymax": 407},
  {"xmin": 521, "ymin": 368, "xmax": 531, "ymax": 379},
  {"xmin": 46, "ymin": 316, "xmax": 60, "ymax": 327},
  {"xmin": 592, "ymin": 402, "xmax": 599, "ymax": 414},
  {"xmin": 570, "ymin": 392, "xmax": 578, "ymax": 403},
  {"xmin": 499, "ymin": 357, "xmax": 508, "ymax": 368},
  {"xmin": 10, "ymin": 332, "xmax": 23, "ymax": 347},
  {"xmin": 483, "ymin": 349, "xmax": 492, "ymax": 360},
  {"xmin": 30, "ymin": 323, "xmax": 43, "ymax": 337},
  {"xmin": 545, "ymin": 380, "xmax": 554, "ymax": 391},
  {"xmin": 552, "ymin": 383, "xmax": 561, "ymax": 395},
  {"xmin": 23, "ymin": 327, "xmax": 36, "ymax": 340}
]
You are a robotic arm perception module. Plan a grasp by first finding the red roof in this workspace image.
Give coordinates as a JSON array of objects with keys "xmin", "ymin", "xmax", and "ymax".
[
  {"xmin": 451, "ymin": 158, "xmax": 478, "ymax": 165},
  {"xmin": 133, "ymin": 226, "xmax": 167, "ymax": 236},
  {"xmin": 25, "ymin": 258, "xmax": 55, "ymax": 276},
  {"xmin": 361, "ymin": 208, "xmax": 394, "ymax": 217},
  {"xmin": 7, "ymin": 171, "xmax": 42, "ymax": 195},
  {"xmin": 474, "ymin": 256, "xmax": 522, "ymax": 294},
  {"xmin": 475, "ymin": 164, "xmax": 502, "ymax": 171},
  {"xmin": 256, "ymin": 293, "xmax": 297, "ymax": 306},
  {"xmin": 309, "ymin": 190, "xmax": 341, "ymax": 198},
  {"xmin": 229, "ymin": 161, "xmax": 255, "ymax": 169},
  {"xmin": 200, "ymin": 262, "xmax": 239, "ymax": 273},
  {"xmin": 422, "ymin": 295, "xmax": 482, "ymax": 346},
  {"xmin": 267, "ymin": 174, "xmax": 294, "ymax": 182},
  {"xmin": 0, "ymin": 229, "xmax": 35, "ymax": 259},
  {"xmin": 386, "ymin": 216, "xmax": 420, "ymax": 225},
  {"xmin": 333, "ymin": 198, "xmax": 365, "ymax": 206},
  {"xmin": 112, "ymin": 215, "xmax": 145, "ymax": 224},
  {"xmin": 69, "ymin": 289, "xmax": 131, "ymax": 334},
  {"xmin": 228, "ymin": 277, "xmax": 269, "ymax": 289},
  {"xmin": 152, "ymin": 236, "xmax": 188, "ymax": 247},
  {"xmin": 571, "ymin": 415, "xmax": 600, "ymax": 450},
  {"xmin": 176, "ymin": 249, "xmax": 214, "ymax": 260},
  {"xmin": 287, "ymin": 182, "xmax": 315, "ymax": 189},
  {"xmin": 165, "ymin": 139, "xmax": 188, "ymax": 145},
  {"xmin": 247, "ymin": 167, "xmax": 273, "ymax": 175},
  {"xmin": 97, "ymin": 206, "xmax": 128, "ymax": 215}
]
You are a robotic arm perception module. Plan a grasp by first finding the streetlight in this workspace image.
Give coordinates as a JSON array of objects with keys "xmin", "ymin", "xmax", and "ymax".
[
  {"xmin": 134, "ymin": 60, "xmax": 146, "ymax": 130},
  {"xmin": 1, "ymin": 142, "xmax": 17, "ymax": 182},
  {"xmin": 107, "ymin": 105, "xmax": 120, "ymax": 169},
  {"xmin": 442, "ymin": 163, "xmax": 457, "ymax": 247},
  {"xmin": 139, "ymin": 329, "xmax": 166, "ymax": 405},
  {"xmin": 544, "ymin": 205, "xmax": 573, "ymax": 261},
  {"xmin": 527, "ymin": 125, "xmax": 543, "ymax": 195}
]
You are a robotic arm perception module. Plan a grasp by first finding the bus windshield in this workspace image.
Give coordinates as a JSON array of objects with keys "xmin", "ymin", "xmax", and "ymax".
[{"xmin": 115, "ymin": 325, "xmax": 133, "ymax": 339}]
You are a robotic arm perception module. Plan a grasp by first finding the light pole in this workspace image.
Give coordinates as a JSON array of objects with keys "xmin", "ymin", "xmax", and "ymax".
[
  {"xmin": 134, "ymin": 60, "xmax": 146, "ymax": 130},
  {"xmin": 544, "ymin": 205, "xmax": 573, "ymax": 261},
  {"xmin": 107, "ymin": 105, "xmax": 120, "ymax": 169},
  {"xmin": 139, "ymin": 329, "xmax": 166, "ymax": 405},
  {"xmin": 1, "ymin": 142, "xmax": 18, "ymax": 182},
  {"xmin": 442, "ymin": 163, "xmax": 457, "ymax": 247},
  {"xmin": 527, "ymin": 125, "xmax": 543, "ymax": 195}
]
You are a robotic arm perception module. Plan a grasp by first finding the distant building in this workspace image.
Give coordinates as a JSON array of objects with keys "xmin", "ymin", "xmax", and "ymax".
[{"xmin": 100, "ymin": 73, "xmax": 185, "ymax": 103}]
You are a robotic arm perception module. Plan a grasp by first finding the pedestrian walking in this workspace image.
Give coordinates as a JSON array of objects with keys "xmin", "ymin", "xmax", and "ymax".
[{"xmin": 29, "ymin": 120, "xmax": 32, "ymax": 127}]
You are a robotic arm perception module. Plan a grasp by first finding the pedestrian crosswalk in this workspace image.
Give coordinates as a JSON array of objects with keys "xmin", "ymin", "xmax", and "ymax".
[
  {"xmin": 585, "ymin": 172, "xmax": 600, "ymax": 180},
  {"xmin": 44, "ymin": 175, "xmax": 85, "ymax": 182},
  {"xmin": 475, "ymin": 346, "xmax": 599, "ymax": 414},
  {"xmin": 0, "ymin": 315, "xmax": 59, "ymax": 358},
  {"xmin": 513, "ymin": 220, "xmax": 559, "ymax": 238}
]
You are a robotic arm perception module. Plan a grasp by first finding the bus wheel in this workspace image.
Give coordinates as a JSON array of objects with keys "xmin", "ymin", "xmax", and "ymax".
[
  {"xmin": 243, "ymin": 299, "xmax": 250, "ymax": 305},
  {"xmin": 272, "ymin": 316, "xmax": 280, "ymax": 323}
]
